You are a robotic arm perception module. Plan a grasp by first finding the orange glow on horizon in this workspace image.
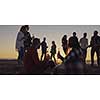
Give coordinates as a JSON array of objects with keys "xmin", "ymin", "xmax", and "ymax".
[{"xmin": 0, "ymin": 47, "xmax": 97, "ymax": 62}]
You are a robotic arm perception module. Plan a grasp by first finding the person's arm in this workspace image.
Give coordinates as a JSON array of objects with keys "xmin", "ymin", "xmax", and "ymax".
[
  {"xmin": 46, "ymin": 43, "xmax": 48, "ymax": 48},
  {"xmin": 57, "ymin": 52, "xmax": 64, "ymax": 61},
  {"xmin": 79, "ymin": 39, "xmax": 82, "ymax": 47},
  {"xmin": 40, "ymin": 42, "xmax": 42, "ymax": 46},
  {"xmin": 86, "ymin": 39, "xmax": 88, "ymax": 48},
  {"xmin": 17, "ymin": 32, "xmax": 25, "ymax": 41},
  {"xmin": 90, "ymin": 37, "xmax": 93, "ymax": 47},
  {"xmin": 28, "ymin": 32, "xmax": 32, "ymax": 40},
  {"xmin": 79, "ymin": 39, "xmax": 81, "ymax": 44}
]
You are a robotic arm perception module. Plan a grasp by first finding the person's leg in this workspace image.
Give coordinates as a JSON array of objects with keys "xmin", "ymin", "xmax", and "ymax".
[
  {"xmin": 63, "ymin": 47, "xmax": 66, "ymax": 54},
  {"xmin": 44, "ymin": 52, "xmax": 46, "ymax": 60},
  {"xmin": 41, "ymin": 52, "xmax": 43, "ymax": 61},
  {"xmin": 53, "ymin": 55, "xmax": 56, "ymax": 63},
  {"xmin": 91, "ymin": 48, "xmax": 95, "ymax": 66},
  {"xmin": 18, "ymin": 50, "xmax": 21, "ymax": 64},
  {"xmin": 51, "ymin": 54, "xmax": 53, "ymax": 60},
  {"xmin": 83, "ymin": 49, "xmax": 87, "ymax": 64},
  {"xmin": 85, "ymin": 49, "xmax": 87, "ymax": 62},
  {"xmin": 96, "ymin": 48, "xmax": 100, "ymax": 66},
  {"xmin": 20, "ymin": 47, "xmax": 24, "ymax": 64},
  {"xmin": 82, "ymin": 49, "xmax": 85, "ymax": 63}
]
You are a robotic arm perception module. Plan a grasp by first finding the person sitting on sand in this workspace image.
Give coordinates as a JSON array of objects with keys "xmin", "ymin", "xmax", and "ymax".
[
  {"xmin": 23, "ymin": 38, "xmax": 52, "ymax": 74},
  {"xmin": 55, "ymin": 33, "xmax": 84, "ymax": 75},
  {"xmin": 23, "ymin": 38, "xmax": 41, "ymax": 74}
]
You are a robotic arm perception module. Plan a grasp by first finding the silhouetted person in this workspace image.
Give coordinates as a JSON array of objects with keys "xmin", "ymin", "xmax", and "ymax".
[
  {"xmin": 62, "ymin": 35, "xmax": 68, "ymax": 55},
  {"xmin": 56, "ymin": 33, "xmax": 84, "ymax": 75},
  {"xmin": 57, "ymin": 32, "xmax": 80, "ymax": 61},
  {"xmin": 65, "ymin": 35, "xmax": 83, "ymax": 64},
  {"xmin": 71, "ymin": 32, "xmax": 80, "ymax": 47},
  {"xmin": 80, "ymin": 33, "xmax": 88, "ymax": 63},
  {"xmin": 41, "ymin": 37, "xmax": 48, "ymax": 61},
  {"xmin": 50, "ymin": 41, "xmax": 56, "ymax": 63},
  {"xmin": 24, "ymin": 25, "xmax": 32, "ymax": 51},
  {"xmin": 16, "ymin": 26, "xmax": 26, "ymax": 64},
  {"xmin": 90, "ymin": 30, "xmax": 100, "ymax": 66},
  {"xmin": 24, "ymin": 38, "xmax": 54, "ymax": 74},
  {"xmin": 24, "ymin": 38, "xmax": 41, "ymax": 74}
]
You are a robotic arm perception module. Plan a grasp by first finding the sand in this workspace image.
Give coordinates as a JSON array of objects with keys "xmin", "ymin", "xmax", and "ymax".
[
  {"xmin": 0, "ymin": 60, "xmax": 23, "ymax": 74},
  {"xmin": 0, "ymin": 59, "xmax": 100, "ymax": 75}
]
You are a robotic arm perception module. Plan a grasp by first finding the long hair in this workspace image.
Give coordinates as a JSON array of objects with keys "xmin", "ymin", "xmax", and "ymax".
[
  {"xmin": 32, "ymin": 38, "xmax": 40, "ymax": 49},
  {"xmin": 69, "ymin": 37, "xmax": 80, "ymax": 48},
  {"xmin": 20, "ymin": 26, "xmax": 26, "ymax": 33}
]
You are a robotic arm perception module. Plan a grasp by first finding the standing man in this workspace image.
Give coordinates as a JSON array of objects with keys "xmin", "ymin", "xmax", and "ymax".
[
  {"xmin": 69, "ymin": 32, "xmax": 80, "ymax": 48},
  {"xmin": 90, "ymin": 30, "xmax": 100, "ymax": 66},
  {"xmin": 80, "ymin": 33, "xmax": 88, "ymax": 63},
  {"xmin": 50, "ymin": 41, "xmax": 56, "ymax": 63},
  {"xmin": 41, "ymin": 37, "xmax": 48, "ymax": 61}
]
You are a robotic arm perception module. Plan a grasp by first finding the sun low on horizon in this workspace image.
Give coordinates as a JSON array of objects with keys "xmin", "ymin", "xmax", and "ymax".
[{"xmin": 0, "ymin": 25, "xmax": 100, "ymax": 62}]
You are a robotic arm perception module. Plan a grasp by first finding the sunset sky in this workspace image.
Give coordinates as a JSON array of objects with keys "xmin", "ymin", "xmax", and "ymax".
[{"xmin": 0, "ymin": 25, "xmax": 100, "ymax": 60}]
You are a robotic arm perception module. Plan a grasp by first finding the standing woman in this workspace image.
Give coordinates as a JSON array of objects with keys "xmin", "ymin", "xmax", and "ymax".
[
  {"xmin": 15, "ymin": 26, "xmax": 26, "ymax": 64},
  {"xmin": 62, "ymin": 35, "xmax": 68, "ymax": 55}
]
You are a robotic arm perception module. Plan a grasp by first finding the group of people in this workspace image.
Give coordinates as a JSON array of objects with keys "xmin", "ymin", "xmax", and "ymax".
[
  {"xmin": 60, "ymin": 31, "xmax": 100, "ymax": 66},
  {"xmin": 15, "ymin": 25, "xmax": 100, "ymax": 74},
  {"xmin": 15, "ymin": 25, "xmax": 56, "ymax": 74}
]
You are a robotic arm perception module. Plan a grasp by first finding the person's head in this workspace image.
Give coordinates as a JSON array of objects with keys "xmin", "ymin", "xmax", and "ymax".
[
  {"xmin": 83, "ymin": 33, "xmax": 87, "ymax": 38},
  {"xmin": 52, "ymin": 41, "xmax": 55, "ymax": 45},
  {"xmin": 73, "ymin": 32, "xmax": 77, "ymax": 37},
  {"xmin": 69, "ymin": 37, "xmax": 80, "ymax": 48},
  {"xmin": 63, "ymin": 35, "xmax": 67, "ymax": 39},
  {"xmin": 43, "ymin": 37, "xmax": 46, "ymax": 41},
  {"xmin": 24, "ymin": 25, "xmax": 29, "ymax": 32},
  {"xmin": 20, "ymin": 26, "xmax": 26, "ymax": 33},
  {"xmin": 32, "ymin": 38, "xmax": 40, "ymax": 49},
  {"xmin": 94, "ymin": 30, "xmax": 98, "ymax": 36}
]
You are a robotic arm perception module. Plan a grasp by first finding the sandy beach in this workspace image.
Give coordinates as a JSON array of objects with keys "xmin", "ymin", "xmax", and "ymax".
[
  {"xmin": 0, "ymin": 60, "xmax": 24, "ymax": 74},
  {"xmin": 0, "ymin": 59, "xmax": 100, "ymax": 75}
]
